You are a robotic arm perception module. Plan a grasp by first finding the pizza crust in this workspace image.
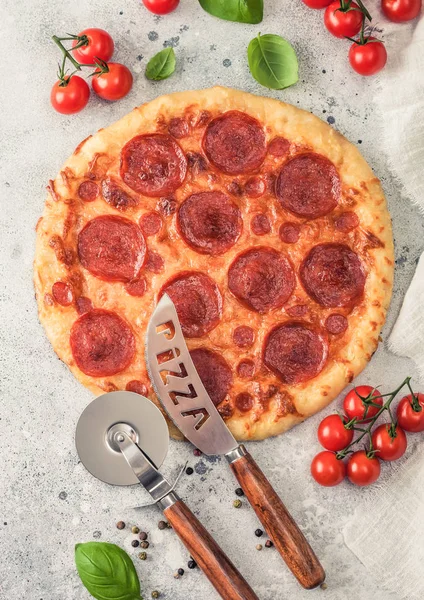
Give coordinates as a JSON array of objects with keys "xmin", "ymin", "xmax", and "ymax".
[{"xmin": 34, "ymin": 86, "xmax": 394, "ymax": 441}]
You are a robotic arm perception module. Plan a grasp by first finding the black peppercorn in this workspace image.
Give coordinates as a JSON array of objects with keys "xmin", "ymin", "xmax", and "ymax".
[
  {"xmin": 178, "ymin": 568, "xmax": 184, "ymax": 576},
  {"xmin": 235, "ymin": 488, "xmax": 244, "ymax": 497},
  {"xmin": 139, "ymin": 531, "xmax": 148, "ymax": 541},
  {"xmin": 265, "ymin": 540, "xmax": 273, "ymax": 548},
  {"xmin": 188, "ymin": 560, "xmax": 197, "ymax": 569},
  {"xmin": 131, "ymin": 540, "xmax": 139, "ymax": 548},
  {"xmin": 116, "ymin": 521, "xmax": 125, "ymax": 530},
  {"xmin": 185, "ymin": 467, "xmax": 194, "ymax": 475},
  {"xmin": 255, "ymin": 529, "xmax": 263, "ymax": 537}
]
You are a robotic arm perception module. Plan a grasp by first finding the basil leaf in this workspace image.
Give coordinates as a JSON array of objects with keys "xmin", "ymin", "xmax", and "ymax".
[
  {"xmin": 145, "ymin": 48, "xmax": 176, "ymax": 81},
  {"xmin": 247, "ymin": 33, "xmax": 298, "ymax": 90},
  {"xmin": 198, "ymin": 0, "xmax": 263, "ymax": 24},
  {"xmin": 75, "ymin": 542, "xmax": 142, "ymax": 600}
]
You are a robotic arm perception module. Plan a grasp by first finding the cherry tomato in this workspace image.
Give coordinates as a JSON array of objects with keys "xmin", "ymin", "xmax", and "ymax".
[
  {"xmin": 347, "ymin": 451, "xmax": 381, "ymax": 486},
  {"xmin": 318, "ymin": 414, "xmax": 354, "ymax": 451},
  {"xmin": 372, "ymin": 424, "xmax": 407, "ymax": 461},
  {"xmin": 343, "ymin": 385, "xmax": 383, "ymax": 422},
  {"xmin": 302, "ymin": 0, "xmax": 333, "ymax": 8},
  {"xmin": 349, "ymin": 39, "xmax": 388, "ymax": 76},
  {"xmin": 142, "ymin": 0, "xmax": 180, "ymax": 15},
  {"xmin": 324, "ymin": 2, "xmax": 364, "ymax": 38},
  {"xmin": 311, "ymin": 451, "xmax": 346, "ymax": 487},
  {"xmin": 50, "ymin": 76, "xmax": 90, "ymax": 114},
  {"xmin": 381, "ymin": 0, "xmax": 422, "ymax": 22},
  {"xmin": 397, "ymin": 394, "xmax": 424, "ymax": 432},
  {"xmin": 92, "ymin": 63, "xmax": 133, "ymax": 101},
  {"xmin": 72, "ymin": 28, "xmax": 114, "ymax": 65}
]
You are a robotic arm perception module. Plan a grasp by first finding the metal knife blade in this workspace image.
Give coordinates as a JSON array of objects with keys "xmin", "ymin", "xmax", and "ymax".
[{"xmin": 145, "ymin": 294, "xmax": 238, "ymax": 456}]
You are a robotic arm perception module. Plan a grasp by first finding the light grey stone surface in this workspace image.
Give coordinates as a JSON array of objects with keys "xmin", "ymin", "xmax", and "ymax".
[{"xmin": 1, "ymin": 1, "xmax": 423, "ymax": 599}]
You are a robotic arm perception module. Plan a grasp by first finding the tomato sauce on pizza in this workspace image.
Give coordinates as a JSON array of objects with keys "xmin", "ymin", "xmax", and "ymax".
[{"xmin": 34, "ymin": 87, "xmax": 394, "ymax": 441}]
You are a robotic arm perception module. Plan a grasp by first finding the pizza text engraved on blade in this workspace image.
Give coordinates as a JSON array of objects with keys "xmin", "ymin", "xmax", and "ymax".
[
  {"xmin": 145, "ymin": 294, "xmax": 238, "ymax": 456},
  {"xmin": 154, "ymin": 320, "xmax": 212, "ymax": 432}
]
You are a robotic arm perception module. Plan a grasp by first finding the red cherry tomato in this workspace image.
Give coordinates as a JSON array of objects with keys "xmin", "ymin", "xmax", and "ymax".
[
  {"xmin": 324, "ymin": 2, "xmax": 364, "ymax": 38},
  {"xmin": 318, "ymin": 414, "xmax": 354, "ymax": 452},
  {"xmin": 381, "ymin": 0, "xmax": 422, "ymax": 22},
  {"xmin": 72, "ymin": 28, "xmax": 114, "ymax": 65},
  {"xmin": 349, "ymin": 39, "xmax": 388, "ymax": 76},
  {"xmin": 347, "ymin": 451, "xmax": 381, "ymax": 486},
  {"xmin": 343, "ymin": 385, "xmax": 383, "ymax": 422},
  {"xmin": 92, "ymin": 63, "xmax": 133, "ymax": 101},
  {"xmin": 302, "ymin": 0, "xmax": 333, "ymax": 8},
  {"xmin": 397, "ymin": 394, "xmax": 424, "ymax": 432},
  {"xmin": 142, "ymin": 0, "xmax": 180, "ymax": 15},
  {"xmin": 372, "ymin": 424, "xmax": 407, "ymax": 461},
  {"xmin": 50, "ymin": 76, "xmax": 90, "ymax": 114},
  {"xmin": 311, "ymin": 451, "xmax": 346, "ymax": 487}
]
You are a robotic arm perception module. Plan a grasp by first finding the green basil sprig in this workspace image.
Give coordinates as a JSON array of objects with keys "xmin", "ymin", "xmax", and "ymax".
[
  {"xmin": 199, "ymin": 0, "xmax": 263, "ymax": 24},
  {"xmin": 145, "ymin": 48, "xmax": 176, "ymax": 81},
  {"xmin": 247, "ymin": 33, "xmax": 298, "ymax": 90},
  {"xmin": 75, "ymin": 542, "xmax": 143, "ymax": 600}
]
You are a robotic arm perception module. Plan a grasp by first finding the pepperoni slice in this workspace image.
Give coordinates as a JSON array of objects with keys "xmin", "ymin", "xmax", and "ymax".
[
  {"xmin": 286, "ymin": 304, "xmax": 307, "ymax": 318},
  {"xmin": 245, "ymin": 176, "xmax": 265, "ymax": 198},
  {"xmin": 168, "ymin": 117, "xmax": 189, "ymax": 139},
  {"xmin": 228, "ymin": 247, "xmax": 295, "ymax": 313},
  {"xmin": 237, "ymin": 359, "xmax": 255, "ymax": 378},
  {"xmin": 145, "ymin": 251, "xmax": 164, "ymax": 273},
  {"xmin": 76, "ymin": 296, "xmax": 94, "ymax": 315},
  {"xmin": 264, "ymin": 322, "xmax": 328, "ymax": 384},
  {"xmin": 251, "ymin": 214, "xmax": 271, "ymax": 236},
  {"xmin": 160, "ymin": 272, "xmax": 222, "ymax": 338},
  {"xmin": 190, "ymin": 348, "xmax": 232, "ymax": 406},
  {"xmin": 139, "ymin": 212, "xmax": 162, "ymax": 236},
  {"xmin": 275, "ymin": 153, "xmax": 340, "ymax": 219},
  {"xmin": 279, "ymin": 223, "xmax": 300, "ymax": 244},
  {"xmin": 177, "ymin": 191, "xmax": 242, "ymax": 255},
  {"xmin": 120, "ymin": 134, "xmax": 187, "ymax": 197},
  {"xmin": 70, "ymin": 309, "xmax": 135, "ymax": 377},
  {"xmin": 300, "ymin": 243, "xmax": 366, "ymax": 308},
  {"xmin": 235, "ymin": 392, "xmax": 254, "ymax": 412},
  {"xmin": 101, "ymin": 178, "xmax": 138, "ymax": 210},
  {"xmin": 52, "ymin": 281, "xmax": 74, "ymax": 306},
  {"xmin": 233, "ymin": 326, "xmax": 255, "ymax": 348},
  {"xmin": 268, "ymin": 137, "xmax": 290, "ymax": 157},
  {"xmin": 334, "ymin": 211, "xmax": 360, "ymax": 232},
  {"xmin": 325, "ymin": 314, "xmax": 348, "ymax": 335},
  {"xmin": 126, "ymin": 380, "xmax": 149, "ymax": 396},
  {"xmin": 78, "ymin": 215, "xmax": 146, "ymax": 282},
  {"xmin": 203, "ymin": 111, "xmax": 266, "ymax": 175},
  {"xmin": 78, "ymin": 181, "xmax": 99, "ymax": 202},
  {"xmin": 125, "ymin": 278, "xmax": 147, "ymax": 297}
]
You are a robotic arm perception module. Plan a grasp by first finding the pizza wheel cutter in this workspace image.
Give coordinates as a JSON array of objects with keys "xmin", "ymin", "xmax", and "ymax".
[
  {"xmin": 146, "ymin": 294, "xmax": 326, "ymax": 590},
  {"xmin": 75, "ymin": 391, "xmax": 259, "ymax": 600}
]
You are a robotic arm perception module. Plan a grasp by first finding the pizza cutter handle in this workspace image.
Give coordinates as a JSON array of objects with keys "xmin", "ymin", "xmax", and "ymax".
[
  {"xmin": 160, "ymin": 494, "xmax": 259, "ymax": 600},
  {"xmin": 228, "ymin": 448, "xmax": 325, "ymax": 590}
]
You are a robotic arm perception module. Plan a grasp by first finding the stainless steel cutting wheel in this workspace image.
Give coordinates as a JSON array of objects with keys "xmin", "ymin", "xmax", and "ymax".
[{"xmin": 75, "ymin": 391, "xmax": 169, "ymax": 486}]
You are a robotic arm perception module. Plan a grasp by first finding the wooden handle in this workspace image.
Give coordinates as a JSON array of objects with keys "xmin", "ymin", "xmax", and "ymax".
[
  {"xmin": 164, "ymin": 499, "xmax": 259, "ymax": 600},
  {"xmin": 230, "ymin": 452, "xmax": 325, "ymax": 590}
]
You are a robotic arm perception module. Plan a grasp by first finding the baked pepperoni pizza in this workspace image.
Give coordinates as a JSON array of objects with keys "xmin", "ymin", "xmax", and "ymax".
[{"xmin": 34, "ymin": 87, "xmax": 394, "ymax": 441}]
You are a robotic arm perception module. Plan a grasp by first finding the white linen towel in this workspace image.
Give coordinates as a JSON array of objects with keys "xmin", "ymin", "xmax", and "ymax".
[
  {"xmin": 343, "ymin": 14, "xmax": 424, "ymax": 600},
  {"xmin": 343, "ymin": 450, "xmax": 424, "ymax": 600}
]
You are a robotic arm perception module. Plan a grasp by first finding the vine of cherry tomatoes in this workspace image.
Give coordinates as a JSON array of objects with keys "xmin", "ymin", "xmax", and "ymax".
[
  {"xmin": 311, "ymin": 377, "xmax": 424, "ymax": 487},
  {"xmin": 301, "ymin": 0, "xmax": 422, "ymax": 76},
  {"xmin": 50, "ymin": 29, "xmax": 133, "ymax": 114}
]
